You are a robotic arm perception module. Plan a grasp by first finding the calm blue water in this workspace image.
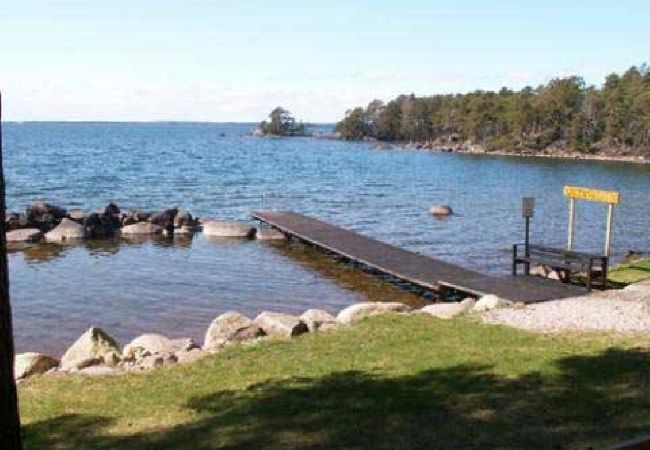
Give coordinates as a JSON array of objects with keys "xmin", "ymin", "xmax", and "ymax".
[{"xmin": 4, "ymin": 122, "xmax": 650, "ymax": 354}]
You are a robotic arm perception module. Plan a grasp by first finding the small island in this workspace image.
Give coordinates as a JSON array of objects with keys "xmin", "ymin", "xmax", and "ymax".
[{"xmin": 254, "ymin": 106, "xmax": 308, "ymax": 137}]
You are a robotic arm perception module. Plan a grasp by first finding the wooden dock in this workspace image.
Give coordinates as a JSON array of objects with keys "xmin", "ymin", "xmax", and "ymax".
[{"xmin": 251, "ymin": 211, "xmax": 587, "ymax": 303}]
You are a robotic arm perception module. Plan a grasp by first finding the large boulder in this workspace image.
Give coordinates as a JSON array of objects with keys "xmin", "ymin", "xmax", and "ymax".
[
  {"xmin": 6, "ymin": 228, "xmax": 42, "ymax": 243},
  {"xmin": 174, "ymin": 348, "xmax": 208, "ymax": 364},
  {"xmin": 417, "ymin": 298, "xmax": 475, "ymax": 319},
  {"xmin": 60, "ymin": 327, "xmax": 121, "ymax": 370},
  {"xmin": 254, "ymin": 311, "xmax": 308, "ymax": 338},
  {"xmin": 470, "ymin": 295, "xmax": 513, "ymax": 313},
  {"xmin": 5, "ymin": 212, "xmax": 27, "ymax": 231},
  {"xmin": 15, "ymin": 352, "xmax": 59, "ymax": 379},
  {"xmin": 122, "ymin": 334, "xmax": 197, "ymax": 359},
  {"xmin": 26, "ymin": 201, "xmax": 67, "ymax": 222},
  {"xmin": 121, "ymin": 222, "xmax": 163, "ymax": 235},
  {"xmin": 45, "ymin": 218, "xmax": 85, "ymax": 242},
  {"xmin": 203, "ymin": 311, "xmax": 264, "ymax": 351},
  {"xmin": 429, "ymin": 204, "xmax": 453, "ymax": 216},
  {"xmin": 202, "ymin": 220, "xmax": 256, "ymax": 238},
  {"xmin": 104, "ymin": 202, "xmax": 120, "ymax": 216},
  {"xmin": 256, "ymin": 228, "xmax": 287, "ymax": 241},
  {"xmin": 68, "ymin": 210, "xmax": 88, "ymax": 223},
  {"xmin": 337, "ymin": 302, "xmax": 411, "ymax": 324},
  {"xmin": 82, "ymin": 213, "xmax": 118, "ymax": 239},
  {"xmin": 300, "ymin": 309, "xmax": 337, "ymax": 332},
  {"xmin": 150, "ymin": 208, "xmax": 178, "ymax": 230},
  {"xmin": 174, "ymin": 209, "xmax": 194, "ymax": 228}
]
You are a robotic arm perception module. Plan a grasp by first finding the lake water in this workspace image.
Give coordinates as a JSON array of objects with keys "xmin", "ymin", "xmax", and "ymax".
[{"xmin": 4, "ymin": 122, "xmax": 650, "ymax": 355}]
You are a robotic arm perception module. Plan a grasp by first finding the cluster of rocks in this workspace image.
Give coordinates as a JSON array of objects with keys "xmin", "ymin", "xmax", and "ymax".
[
  {"xmin": 15, "ymin": 296, "xmax": 517, "ymax": 381},
  {"xmin": 5, "ymin": 201, "xmax": 286, "ymax": 244}
]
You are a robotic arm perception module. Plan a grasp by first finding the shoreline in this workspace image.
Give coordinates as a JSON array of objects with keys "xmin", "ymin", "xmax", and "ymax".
[{"xmin": 386, "ymin": 141, "xmax": 650, "ymax": 164}]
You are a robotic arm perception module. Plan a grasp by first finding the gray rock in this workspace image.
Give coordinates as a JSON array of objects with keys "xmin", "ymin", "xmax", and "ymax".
[
  {"xmin": 418, "ymin": 301, "xmax": 470, "ymax": 319},
  {"xmin": 429, "ymin": 204, "xmax": 453, "ymax": 216},
  {"xmin": 174, "ymin": 210, "xmax": 193, "ymax": 228},
  {"xmin": 45, "ymin": 218, "xmax": 85, "ymax": 242},
  {"xmin": 6, "ymin": 212, "xmax": 27, "ymax": 230},
  {"xmin": 6, "ymin": 228, "xmax": 42, "ymax": 243},
  {"xmin": 300, "ymin": 309, "xmax": 337, "ymax": 331},
  {"xmin": 14, "ymin": 352, "xmax": 59, "ymax": 380},
  {"xmin": 26, "ymin": 201, "xmax": 67, "ymax": 222},
  {"xmin": 174, "ymin": 225, "xmax": 197, "ymax": 234},
  {"xmin": 138, "ymin": 353, "xmax": 178, "ymax": 370},
  {"xmin": 68, "ymin": 210, "xmax": 87, "ymax": 222},
  {"xmin": 123, "ymin": 333, "xmax": 197, "ymax": 359},
  {"xmin": 121, "ymin": 222, "xmax": 163, "ymax": 235},
  {"xmin": 256, "ymin": 228, "xmax": 286, "ymax": 241},
  {"xmin": 104, "ymin": 203, "xmax": 120, "ymax": 216},
  {"xmin": 470, "ymin": 295, "xmax": 513, "ymax": 313},
  {"xmin": 60, "ymin": 327, "xmax": 121, "ymax": 370},
  {"xmin": 336, "ymin": 302, "xmax": 411, "ymax": 324},
  {"xmin": 202, "ymin": 220, "xmax": 256, "ymax": 238},
  {"xmin": 254, "ymin": 311, "xmax": 309, "ymax": 338},
  {"xmin": 203, "ymin": 311, "xmax": 264, "ymax": 351}
]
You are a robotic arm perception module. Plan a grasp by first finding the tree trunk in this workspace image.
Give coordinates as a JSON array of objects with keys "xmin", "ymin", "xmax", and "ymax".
[{"xmin": 0, "ymin": 92, "xmax": 23, "ymax": 448}]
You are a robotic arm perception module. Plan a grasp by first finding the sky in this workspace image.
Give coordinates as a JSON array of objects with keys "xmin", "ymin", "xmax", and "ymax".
[{"xmin": 0, "ymin": 0, "xmax": 648, "ymax": 122}]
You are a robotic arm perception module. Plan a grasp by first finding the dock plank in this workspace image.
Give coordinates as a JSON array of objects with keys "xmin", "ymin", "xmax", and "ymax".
[{"xmin": 251, "ymin": 211, "xmax": 586, "ymax": 302}]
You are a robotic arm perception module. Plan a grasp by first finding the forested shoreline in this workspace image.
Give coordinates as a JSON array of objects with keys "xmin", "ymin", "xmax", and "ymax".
[{"xmin": 335, "ymin": 65, "xmax": 650, "ymax": 157}]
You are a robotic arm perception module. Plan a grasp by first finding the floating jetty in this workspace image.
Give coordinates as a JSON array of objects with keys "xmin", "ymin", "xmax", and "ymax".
[{"xmin": 251, "ymin": 211, "xmax": 587, "ymax": 303}]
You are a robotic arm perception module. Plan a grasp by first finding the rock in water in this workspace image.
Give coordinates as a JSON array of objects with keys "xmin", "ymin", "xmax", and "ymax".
[
  {"xmin": 122, "ymin": 334, "xmax": 197, "ymax": 359},
  {"xmin": 121, "ymin": 222, "xmax": 163, "ymax": 235},
  {"xmin": 202, "ymin": 220, "xmax": 256, "ymax": 238},
  {"xmin": 45, "ymin": 218, "xmax": 85, "ymax": 242},
  {"xmin": 104, "ymin": 202, "xmax": 120, "ymax": 216},
  {"xmin": 60, "ymin": 327, "xmax": 121, "ymax": 370},
  {"xmin": 203, "ymin": 311, "xmax": 264, "ymax": 351},
  {"xmin": 6, "ymin": 228, "xmax": 42, "ymax": 243},
  {"xmin": 14, "ymin": 352, "xmax": 59, "ymax": 379},
  {"xmin": 174, "ymin": 209, "xmax": 194, "ymax": 228},
  {"xmin": 336, "ymin": 302, "xmax": 411, "ymax": 324},
  {"xmin": 300, "ymin": 309, "xmax": 337, "ymax": 331},
  {"xmin": 5, "ymin": 212, "xmax": 27, "ymax": 230},
  {"xmin": 254, "ymin": 311, "xmax": 309, "ymax": 338},
  {"xmin": 256, "ymin": 228, "xmax": 287, "ymax": 241},
  {"xmin": 26, "ymin": 201, "xmax": 67, "ymax": 222},
  {"xmin": 150, "ymin": 208, "xmax": 178, "ymax": 230},
  {"xmin": 68, "ymin": 210, "xmax": 88, "ymax": 222},
  {"xmin": 82, "ymin": 213, "xmax": 117, "ymax": 238},
  {"xmin": 429, "ymin": 204, "xmax": 453, "ymax": 216}
]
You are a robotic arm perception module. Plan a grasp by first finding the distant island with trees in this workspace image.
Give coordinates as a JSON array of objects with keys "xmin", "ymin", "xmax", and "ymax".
[
  {"xmin": 255, "ymin": 107, "xmax": 308, "ymax": 137},
  {"xmin": 335, "ymin": 65, "xmax": 650, "ymax": 158}
]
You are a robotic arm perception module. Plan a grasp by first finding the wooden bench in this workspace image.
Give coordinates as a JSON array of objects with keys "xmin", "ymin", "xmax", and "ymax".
[{"xmin": 512, "ymin": 244, "xmax": 608, "ymax": 290}]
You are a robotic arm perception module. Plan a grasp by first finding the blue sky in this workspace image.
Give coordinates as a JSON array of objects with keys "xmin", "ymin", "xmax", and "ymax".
[{"xmin": 0, "ymin": 0, "xmax": 648, "ymax": 122}]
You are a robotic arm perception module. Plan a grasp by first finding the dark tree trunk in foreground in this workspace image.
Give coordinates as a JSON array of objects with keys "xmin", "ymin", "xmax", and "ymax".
[{"xmin": 0, "ymin": 91, "xmax": 23, "ymax": 449}]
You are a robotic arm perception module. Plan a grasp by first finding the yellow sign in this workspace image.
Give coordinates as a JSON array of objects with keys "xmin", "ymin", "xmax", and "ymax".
[{"xmin": 563, "ymin": 186, "xmax": 620, "ymax": 204}]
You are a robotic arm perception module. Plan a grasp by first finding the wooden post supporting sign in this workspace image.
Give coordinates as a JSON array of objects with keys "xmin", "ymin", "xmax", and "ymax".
[{"xmin": 563, "ymin": 186, "xmax": 620, "ymax": 256}]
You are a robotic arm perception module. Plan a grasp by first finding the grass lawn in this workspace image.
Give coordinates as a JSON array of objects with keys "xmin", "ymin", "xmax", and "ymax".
[
  {"xmin": 19, "ymin": 315, "xmax": 650, "ymax": 449},
  {"xmin": 608, "ymin": 258, "xmax": 650, "ymax": 285}
]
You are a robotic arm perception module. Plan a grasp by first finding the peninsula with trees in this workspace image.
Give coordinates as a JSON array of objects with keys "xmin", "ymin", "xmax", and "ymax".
[{"xmin": 335, "ymin": 65, "xmax": 650, "ymax": 159}]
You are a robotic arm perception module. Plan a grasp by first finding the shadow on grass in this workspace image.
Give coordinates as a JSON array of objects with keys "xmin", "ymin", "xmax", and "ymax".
[{"xmin": 23, "ymin": 348, "xmax": 650, "ymax": 449}]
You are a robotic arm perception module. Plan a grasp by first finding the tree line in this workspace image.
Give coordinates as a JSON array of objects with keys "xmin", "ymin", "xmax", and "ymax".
[{"xmin": 335, "ymin": 65, "xmax": 650, "ymax": 155}]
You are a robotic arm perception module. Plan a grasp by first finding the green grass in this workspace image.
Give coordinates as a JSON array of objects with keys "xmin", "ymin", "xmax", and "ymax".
[
  {"xmin": 608, "ymin": 258, "xmax": 650, "ymax": 285},
  {"xmin": 19, "ymin": 316, "xmax": 650, "ymax": 449}
]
